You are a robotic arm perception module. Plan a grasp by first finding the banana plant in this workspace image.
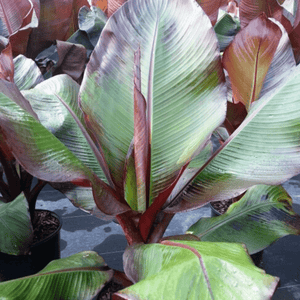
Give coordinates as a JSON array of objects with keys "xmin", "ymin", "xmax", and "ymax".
[{"xmin": 1, "ymin": 0, "xmax": 300, "ymax": 299}]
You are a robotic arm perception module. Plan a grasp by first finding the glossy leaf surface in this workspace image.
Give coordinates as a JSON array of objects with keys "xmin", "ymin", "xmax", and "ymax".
[
  {"xmin": 223, "ymin": 14, "xmax": 282, "ymax": 110},
  {"xmin": 79, "ymin": 0, "xmax": 227, "ymax": 210},
  {"xmin": 0, "ymin": 193, "xmax": 33, "ymax": 255},
  {"xmin": 0, "ymin": 86, "xmax": 127, "ymax": 217},
  {"xmin": 0, "ymin": 251, "xmax": 113, "ymax": 299},
  {"xmin": 165, "ymin": 18, "xmax": 299, "ymax": 213},
  {"xmin": 22, "ymin": 75, "xmax": 104, "ymax": 181},
  {"xmin": 67, "ymin": 5, "xmax": 107, "ymax": 59},
  {"xmin": 187, "ymin": 185, "xmax": 300, "ymax": 254},
  {"xmin": 13, "ymin": 55, "xmax": 44, "ymax": 90},
  {"xmin": 118, "ymin": 241, "xmax": 278, "ymax": 299},
  {"xmin": 22, "ymin": 74, "xmax": 116, "ymax": 216},
  {"xmin": 21, "ymin": 74, "xmax": 128, "ymax": 216}
]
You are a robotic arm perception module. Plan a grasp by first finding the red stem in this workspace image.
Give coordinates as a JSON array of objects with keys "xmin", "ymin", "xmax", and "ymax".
[
  {"xmin": 116, "ymin": 211, "xmax": 144, "ymax": 245},
  {"xmin": 147, "ymin": 212, "xmax": 174, "ymax": 243}
]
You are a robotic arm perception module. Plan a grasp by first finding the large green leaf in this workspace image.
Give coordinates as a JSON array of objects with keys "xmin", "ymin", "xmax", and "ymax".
[
  {"xmin": 22, "ymin": 75, "xmax": 105, "ymax": 181},
  {"xmin": 0, "ymin": 251, "xmax": 113, "ymax": 299},
  {"xmin": 187, "ymin": 185, "xmax": 300, "ymax": 254},
  {"xmin": 165, "ymin": 19, "xmax": 300, "ymax": 213},
  {"xmin": 21, "ymin": 74, "xmax": 116, "ymax": 215},
  {"xmin": 117, "ymin": 241, "xmax": 278, "ymax": 299},
  {"xmin": 79, "ymin": 0, "xmax": 227, "ymax": 210},
  {"xmin": 0, "ymin": 89, "xmax": 127, "ymax": 217},
  {"xmin": 0, "ymin": 193, "xmax": 33, "ymax": 255}
]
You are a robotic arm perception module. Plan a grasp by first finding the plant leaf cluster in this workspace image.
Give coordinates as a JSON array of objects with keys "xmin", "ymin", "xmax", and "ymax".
[{"xmin": 1, "ymin": 0, "xmax": 300, "ymax": 299}]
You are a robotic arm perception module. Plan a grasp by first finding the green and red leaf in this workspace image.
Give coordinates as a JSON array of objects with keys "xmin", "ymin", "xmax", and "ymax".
[
  {"xmin": 165, "ymin": 25, "xmax": 298, "ymax": 213},
  {"xmin": 117, "ymin": 241, "xmax": 279, "ymax": 299},
  {"xmin": 0, "ymin": 251, "xmax": 113, "ymax": 299},
  {"xmin": 79, "ymin": 0, "xmax": 227, "ymax": 212},
  {"xmin": 187, "ymin": 185, "xmax": 300, "ymax": 254},
  {"xmin": 223, "ymin": 14, "xmax": 282, "ymax": 110}
]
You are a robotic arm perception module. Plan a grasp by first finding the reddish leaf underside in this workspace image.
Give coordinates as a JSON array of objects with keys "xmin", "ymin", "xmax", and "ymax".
[
  {"xmin": 0, "ymin": 0, "xmax": 37, "ymax": 55},
  {"xmin": 224, "ymin": 101, "xmax": 248, "ymax": 134},
  {"xmin": 0, "ymin": 0, "xmax": 32, "ymax": 35},
  {"xmin": 107, "ymin": 0, "xmax": 127, "ymax": 17},
  {"xmin": 239, "ymin": 0, "xmax": 293, "ymax": 33},
  {"xmin": 54, "ymin": 40, "xmax": 87, "ymax": 81},
  {"xmin": 196, "ymin": 0, "xmax": 227, "ymax": 26},
  {"xmin": 133, "ymin": 47, "xmax": 148, "ymax": 212},
  {"xmin": 223, "ymin": 14, "xmax": 282, "ymax": 111},
  {"xmin": 26, "ymin": 0, "xmax": 89, "ymax": 59}
]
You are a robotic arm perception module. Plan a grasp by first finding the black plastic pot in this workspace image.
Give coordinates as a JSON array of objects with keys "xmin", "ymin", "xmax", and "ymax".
[
  {"xmin": 0, "ymin": 210, "xmax": 62, "ymax": 282},
  {"xmin": 209, "ymin": 203, "xmax": 263, "ymax": 266}
]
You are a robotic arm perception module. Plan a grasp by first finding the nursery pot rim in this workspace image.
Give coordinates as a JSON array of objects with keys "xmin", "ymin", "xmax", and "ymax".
[{"xmin": 31, "ymin": 209, "xmax": 62, "ymax": 249}]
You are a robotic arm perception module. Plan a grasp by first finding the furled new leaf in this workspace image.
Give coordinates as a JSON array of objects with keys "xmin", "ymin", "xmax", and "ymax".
[
  {"xmin": 79, "ymin": 0, "xmax": 227, "ymax": 211},
  {"xmin": 187, "ymin": 185, "xmax": 300, "ymax": 254},
  {"xmin": 214, "ymin": 11, "xmax": 240, "ymax": 51},
  {"xmin": 0, "ymin": 251, "xmax": 113, "ymax": 299},
  {"xmin": 0, "ymin": 193, "xmax": 33, "ymax": 255},
  {"xmin": 117, "ymin": 241, "xmax": 278, "ymax": 299}
]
